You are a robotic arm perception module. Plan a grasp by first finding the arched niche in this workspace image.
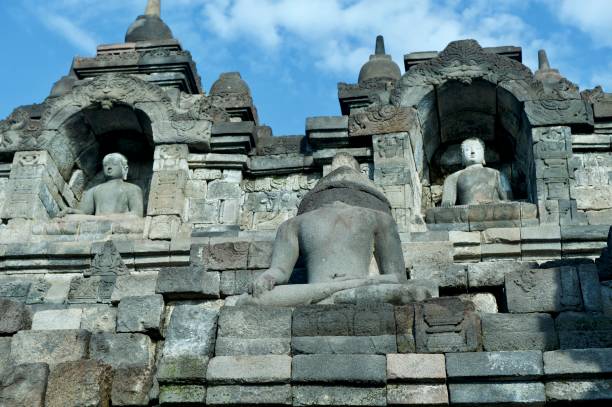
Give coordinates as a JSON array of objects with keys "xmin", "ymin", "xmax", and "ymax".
[
  {"xmin": 413, "ymin": 78, "xmax": 535, "ymax": 208},
  {"xmin": 54, "ymin": 103, "xmax": 154, "ymax": 209}
]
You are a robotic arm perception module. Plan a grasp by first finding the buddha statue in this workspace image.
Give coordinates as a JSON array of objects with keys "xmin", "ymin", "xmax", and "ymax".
[
  {"xmin": 58, "ymin": 153, "xmax": 144, "ymax": 217},
  {"xmin": 441, "ymin": 138, "xmax": 513, "ymax": 207},
  {"xmin": 233, "ymin": 153, "xmax": 436, "ymax": 306}
]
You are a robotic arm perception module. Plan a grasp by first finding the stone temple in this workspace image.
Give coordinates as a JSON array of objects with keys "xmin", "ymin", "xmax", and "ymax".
[{"xmin": 1, "ymin": 1, "xmax": 612, "ymax": 405}]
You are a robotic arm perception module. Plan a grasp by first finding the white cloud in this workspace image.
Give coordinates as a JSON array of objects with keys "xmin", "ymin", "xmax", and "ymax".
[
  {"xmin": 35, "ymin": 12, "xmax": 99, "ymax": 53},
  {"xmin": 554, "ymin": 0, "xmax": 612, "ymax": 47},
  {"xmin": 196, "ymin": 0, "xmax": 547, "ymax": 75}
]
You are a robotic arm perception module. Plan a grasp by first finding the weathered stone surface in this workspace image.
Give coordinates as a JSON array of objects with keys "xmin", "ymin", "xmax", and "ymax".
[
  {"xmin": 159, "ymin": 384, "xmax": 206, "ymax": 405},
  {"xmin": 546, "ymin": 379, "xmax": 612, "ymax": 402},
  {"xmin": 468, "ymin": 261, "xmax": 536, "ymax": 288},
  {"xmin": 293, "ymin": 386, "xmax": 386, "ymax": 406},
  {"xmin": 31, "ymin": 308, "xmax": 82, "ymax": 330},
  {"xmin": 293, "ymin": 304, "xmax": 395, "ymax": 336},
  {"xmin": 578, "ymin": 263, "xmax": 603, "ymax": 312},
  {"xmin": 111, "ymin": 272, "xmax": 157, "ymax": 303},
  {"xmin": 543, "ymin": 348, "xmax": 612, "ymax": 377},
  {"xmin": 0, "ymin": 298, "xmax": 31, "ymax": 334},
  {"xmin": 387, "ymin": 384, "xmax": 449, "ymax": 406},
  {"xmin": 45, "ymin": 360, "xmax": 112, "ymax": 407},
  {"xmin": 247, "ymin": 241, "xmax": 273, "ymax": 269},
  {"xmin": 446, "ymin": 351, "xmax": 543, "ymax": 380},
  {"xmin": 156, "ymin": 267, "xmax": 220, "ymax": 299},
  {"xmin": 449, "ymin": 382, "xmax": 546, "ymax": 405},
  {"xmin": 387, "ymin": 353, "xmax": 446, "ymax": 382},
  {"xmin": 481, "ymin": 313, "xmax": 558, "ymax": 351},
  {"xmin": 395, "ymin": 305, "xmax": 416, "ymax": 353},
  {"xmin": 89, "ymin": 332, "xmax": 152, "ymax": 369},
  {"xmin": 158, "ymin": 305, "xmax": 218, "ymax": 384},
  {"xmin": 505, "ymin": 267, "xmax": 582, "ymax": 313},
  {"xmin": 556, "ymin": 312, "xmax": 612, "ymax": 348},
  {"xmin": 10, "ymin": 329, "xmax": 90, "ymax": 366},
  {"xmin": 458, "ymin": 293, "xmax": 498, "ymax": 313},
  {"xmin": 216, "ymin": 306, "xmax": 291, "ymax": 355},
  {"xmin": 404, "ymin": 241, "xmax": 454, "ymax": 281},
  {"xmin": 0, "ymin": 337, "xmax": 11, "ymax": 371},
  {"xmin": 68, "ymin": 275, "xmax": 116, "ymax": 304},
  {"xmin": 292, "ymin": 336, "xmax": 396, "ymax": 355},
  {"xmin": 117, "ymin": 294, "xmax": 164, "ymax": 336},
  {"xmin": 204, "ymin": 242, "xmax": 249, "ymax": 270},
  {"xmin": 207, "ymin": 355, "xmax": 292, "ymax": 384},
  {"xmin": 111, "ymin": 366, "xmax": 154, "ymax": 407},
  {"xmin": 0, "ymin": 363, "xmax": 49, "ymax": 407},
  {"xmin": 80, "ymin": 305, "xmax": 117, "ymax": 333},
  {"xmin": 292, "ymin": 354, "xmax": 386, "ymax": 385},
  {"xmin": 206, "ymin": 384, "xmax": 292, "ymax": 406},
  {"xmin": 414, "ymin": 297, "xmax": 482, "ymax": 353}
]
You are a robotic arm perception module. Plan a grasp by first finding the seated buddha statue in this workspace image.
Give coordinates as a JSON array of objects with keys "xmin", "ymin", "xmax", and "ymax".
[
  {"xmin": 58, "ymin": 153, "xmax": 144, "ymax": 217},
  {"xmin": 233, "ymin": 153, "xmax": 436, "ymax": 306},
  {"xmin": 441, "ymin": 137, "xmax": 513, "ymax": 207}
]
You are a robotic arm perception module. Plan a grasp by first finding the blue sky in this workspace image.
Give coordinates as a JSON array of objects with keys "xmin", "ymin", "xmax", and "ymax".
[{"xmin": 1, "ymin": 0, "xmax": 611, "ymax": 135}]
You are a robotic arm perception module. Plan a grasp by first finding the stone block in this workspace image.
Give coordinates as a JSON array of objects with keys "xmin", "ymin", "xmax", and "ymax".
[
  {"xmin": 111, "ymin": 272, "xmax": 158, "ymax": 303},
  {"xmin": 216, "ymin": 306, "xmax": 291, "ymax": 355},
  {"xmin": 411, "ymin": 264, "xmax": 467, "ymax": 290},
  {"xmin": 387, "ymin": 384, "xmax": 449, "ymax": 406},
  {"xmin": 543, "ymin": 348, "xmax": 612, "ymax": 377},
  {"xmin": 67, "ymin": 275, "xmax": 116, "ymax": 304},
  {"xmin": 0, "ymin": 363, "xmax": 49, "ymax": 407},
  {"xmin": 546, "ymin": 379, "xmax": 612, "ymax": 402},
  {"xmin": 207, "ymin": 181, "xmax": 241, "ymax": 200},
  {"xmin": 556, "ymin": 312, "xmax": 612, "ymax": 348},
  {"xmin": 292, "ymin": 336, "xmax": 396, "ymax": 355},
  {"xmin": 521, "ymin": 225, "xmax": 561, "ymax": 260},
  {"xmin": 158, "ymin": 305, "xmax": 218, "ymax": 384},
  {"xmin": 578, "ymin": 264, "xmax": 603, "ymax": 312},
  {"xmin": 159, "ymin": 384, "xmax": 206, "ymax": 405},
  {"xmin": 468, "ymin": 261, "xmax": 537, "ymax": 288},
  {"xmin": 10, "ymin": 329, "xmax": 90, "ymax": 366},
  {"xmin": 293, "ymin": 386, "xmax": 386, "ymax": 406},
  {"xmin": 111, "ymin": 366, "xmax": 154, "ymax": 407},
  {"xmin": 0, "ymin": 337, "xmax": 11, "ymax": 371},
  {"xmin": 207, "ymin": 355, "xmax": 292, "ymax": 384},
  {"xmin": 395, "ymin": 305, "xmax": 416, "ymax": 353},
  {"xmin": 117, "ymin": 294, "xmax": 164, "ymax": 336},
  {"xmin": 481, "ymin": 313, "xmax": 558, "ymax": 351},
  {"xmin": 387, "ymin": 353, "xmax": 446, "ymax": 382},
  {"xmin": 505, "ymin": 267, "xmax": 582, "ymax": 313},
  {"xmin": 403, "ymin": 241, "xmax": 454, "ymax": 279},
  {"xmin": 448, "ymin": 382, "xmax": 546, "ymax": 405},
  {"xmin": 80, "ymin": 305, "xmax": 117, "ymax": 333},
  {"xmin": 206, "ymin": 384, "xmax": 292, "ymax": 406},
  {"xmin": 292, "ymin": 354, "xmax": 386, "ymax": 385},
  {"xmin": 45, "ymin": 360, "xmax": 112, "ymax": 407},
  {"xmin": 204, "ymin": 242, "xmax": 249, "ymax": 270},
  {"xmin": 156, "ymin": 267, "xmax": 220, "ymax": 299},
  {"xmin": 458, "ymin": 293, "xmax": 498, "ymax": 313},
  {"xmin": 0, "ymin": 298, "xmax": 31, "ymax": 334},
  {"xmin": 449, "ymin": 230, "xmax": 481, "ymax": 261},
  {"xmin": 31, "ymin": 308, "xmax": 82, "ymax": 330},
  {"xmin": 414, "ymin": 297, "xmax": 482, "ymax": 353},
  {"xmin": 293, "ymin": 304, "xmax": 395, "ymax": 336},
  {"xmin": 219, "ymin": 270, "xmax": 262, "ymax": 296},
  {"xmin": 89, "ymin": 332, "xmax": 152, "ymax": 369},
  {"xmin": 446, "ymin": 351, "xmax": 543, "ymax": 381},
  {"xmin": 247, "ymin": 241, "xmax": 273, "ymax": 269}
]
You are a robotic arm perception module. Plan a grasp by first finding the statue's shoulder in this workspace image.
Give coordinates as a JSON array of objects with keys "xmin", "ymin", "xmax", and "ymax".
[{"xmin": 124, "ymin": 181, "xmax": 143, "ymax": 193}]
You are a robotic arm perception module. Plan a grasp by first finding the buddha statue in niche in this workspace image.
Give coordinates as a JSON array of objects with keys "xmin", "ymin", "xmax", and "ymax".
[
  {"xmin": 58, "ymin": 153, "xmax": 144, "ymax": 217},
  {"xmin": 233, "ymin": 153, "xmax": 435, "ymax": 306},
  {"xmin": 441, "ymin": 137, "xmax": 513, "ymax": 207}
]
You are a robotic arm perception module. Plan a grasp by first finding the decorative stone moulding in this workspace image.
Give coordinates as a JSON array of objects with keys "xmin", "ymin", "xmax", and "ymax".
[{"xmin": 426, "ymin": 202, "xmax": 538, "ymax": 231}]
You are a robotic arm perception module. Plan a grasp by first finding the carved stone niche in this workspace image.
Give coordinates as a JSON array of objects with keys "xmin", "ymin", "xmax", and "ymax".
[{"xmin": 410, "ymin": 78, "xmax": 537, "ymax": 228}]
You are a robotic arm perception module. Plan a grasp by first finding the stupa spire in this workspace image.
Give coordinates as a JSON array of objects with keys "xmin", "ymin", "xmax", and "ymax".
[
  {"xmin": 538, "ymin": 49, "xmax": 551, "ymax": 70},
  {"xmin": 145, "ymin": 0, "xmax": 161, "ymax": 17},
  {"xmin": 375, "ymin": 35, "xmax": 385, "ymax": 55}
]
